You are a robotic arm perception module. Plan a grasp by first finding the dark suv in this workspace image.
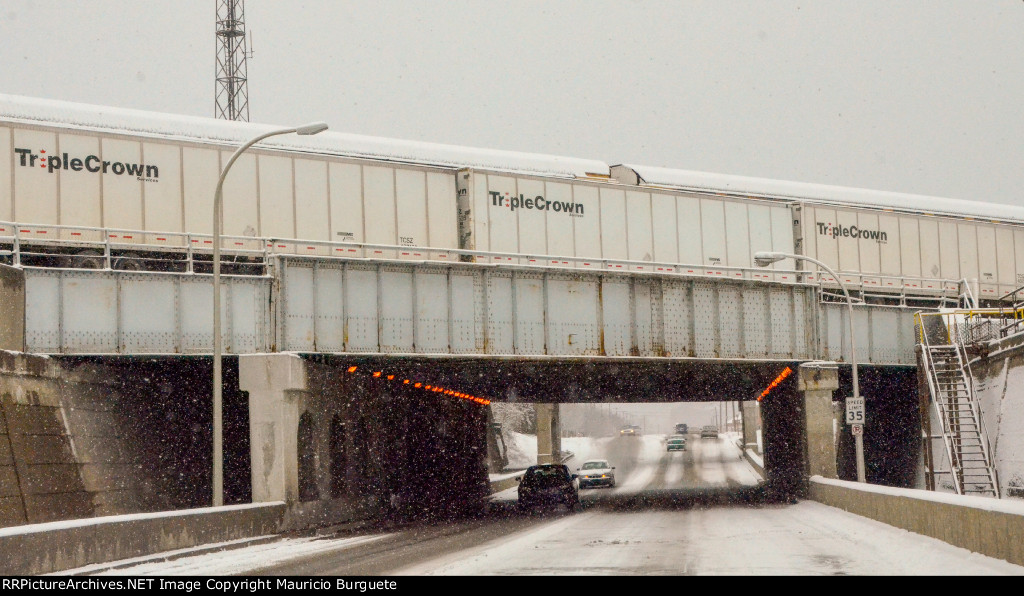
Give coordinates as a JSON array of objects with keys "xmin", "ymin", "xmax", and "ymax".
[{"xmin": 517, "ymin": 464, "xmax": 580, "ymax": 511}]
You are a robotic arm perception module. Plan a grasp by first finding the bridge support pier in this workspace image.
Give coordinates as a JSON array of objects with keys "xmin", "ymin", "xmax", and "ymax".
[
  {"xmin": 535, "ymin": 404, "xmax": 562, "ymax": 465},
  {"xmin": 238, "ymin": 354, "xmax": 309, "ymax": 504},
  {"xmin": 799, "ymin": 362, "xmax": 839, "ymax": 479},
  {"xmin": 742, "ymin": 400, "xmax": 761, "ymax": 455}
]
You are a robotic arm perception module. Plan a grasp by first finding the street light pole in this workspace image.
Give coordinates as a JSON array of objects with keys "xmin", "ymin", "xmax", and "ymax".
[
  {"xmin": 212, "ymin": 121, "xmax": 328, "ymax": 507},
  {"xmin": 754, "ymin": 251, "xmax": 865, "ymax": 483}
]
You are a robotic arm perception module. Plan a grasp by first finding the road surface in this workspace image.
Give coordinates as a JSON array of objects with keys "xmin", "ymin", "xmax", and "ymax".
[{"xmin": 72, "ymin": 434, "xmax": 1024, "ymax": 576}]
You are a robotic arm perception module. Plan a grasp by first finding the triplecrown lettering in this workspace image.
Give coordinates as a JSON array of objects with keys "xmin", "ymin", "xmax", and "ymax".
[
  {"xmin": 489, "ymin": 191, "xmax": 584, "ymax": 216},
  {"xmin": 817, "ymin": 221, "xmax": 887, "ymax": 243},
  {"xmin": 14, "ymin": 148, "xmax": 159, "ymax": 180}
]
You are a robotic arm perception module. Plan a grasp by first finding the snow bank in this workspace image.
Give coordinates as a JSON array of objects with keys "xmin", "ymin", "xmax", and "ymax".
[
  {"xmin": 502, "ymin": 431, "xmax": 538, "ymax": 469},
  {"xmin": 495, "ymin": 432, "xmax": 607, "ymax": 471}
]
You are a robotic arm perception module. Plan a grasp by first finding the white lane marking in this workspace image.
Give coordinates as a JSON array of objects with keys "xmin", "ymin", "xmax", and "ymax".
[
  {"xmin": 663, "ymin": 451, "xmax": 685, "ymax": 486},
  {"xmin": 394, "ymin": 510, "xmax": 598, "ymax": 575},
  {"xmin": 696, "ymin": 438, "xmax": 727, "ymax": 485},
  {"xmin": 614, "ymin": 435, "xmax": 664, "ymax": 493}
]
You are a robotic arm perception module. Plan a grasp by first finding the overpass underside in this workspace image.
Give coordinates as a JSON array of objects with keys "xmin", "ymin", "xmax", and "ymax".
[{"xmin": 304, "ymin": 353, "xmax": 799, "ymax": 403}]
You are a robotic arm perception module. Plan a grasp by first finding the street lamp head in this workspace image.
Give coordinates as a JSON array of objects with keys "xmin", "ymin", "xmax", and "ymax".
[
  {"xmin": 294, "ymin": 122, "xmax": 329, "ymax": 136},
  {"xmin": 753, "ymin": 251, "xmax": 786, "ymax": 267}
]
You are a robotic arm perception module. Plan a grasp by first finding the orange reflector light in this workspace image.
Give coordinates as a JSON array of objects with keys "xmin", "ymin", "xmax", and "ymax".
[
  {"xmin": 387, "ymin": 375, "xmax": 395, "ymax": 380},
  {"xmin": 372, "ymin": 371, "xmax": 382, "ymax": 378},
  {"xmin": 414, "ymin": 383, "xmax": 422, "ymax": 388},
  {"xmin": 424, "ymin": 385, "xmax": 432, "ymax": 390},
  {"xmin": 759, "ymin": 367, "xmax": 793, "ymax": 401},
  {"xmin": 403, "ymin": 380, "xmax": 410, "ymax": 384},
  {"xmin": 347, "ymin": 366, "xmax": 357, "ymax": 373}
]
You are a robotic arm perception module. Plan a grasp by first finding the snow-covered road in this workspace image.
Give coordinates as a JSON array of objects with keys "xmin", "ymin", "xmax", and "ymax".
[
  {"xmin": 69, "ymin": 434, "xmax": 1024, "ymax": 575},
  {"xmin": 393, "ymin": 501, "xmax": 1024, "ymax": 575}
]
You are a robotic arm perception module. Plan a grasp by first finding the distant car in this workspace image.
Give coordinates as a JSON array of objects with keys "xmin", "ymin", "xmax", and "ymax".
[
  {"xmin": 701, "ymin": 425, "xmax": 719, "ymax": 438},
  {"xmin": 674, "ymin": 423, "xmax": 689, "ymax": 435},
  {"xmin": 577, "ymin": 459, "xmax": 616, "ymax": 489},
  {"xmin": 619, "ymin": 425, "xmax": 641, "ymax": 437},
  {"xmin": 667, "ymin": 435, "xmax": 687, "ymax": 451},
  {"xmin": 518, "ymin": 464, "xmax": 580, "ymax": 511}
]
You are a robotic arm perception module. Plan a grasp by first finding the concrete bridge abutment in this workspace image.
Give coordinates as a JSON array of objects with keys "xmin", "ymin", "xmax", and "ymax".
[
  {"xmin": 741, "ymin": 400, "xmax": 761, "ymax": 455},
  {"xmin": 798, "ymin": 362, "xmax": 839, "ymax": 480},
  {"xmin": 535, "ymin": 403, "xmax": 562, "ymax": 465},
  {"xmin": 239, "ymin": 354, "xmax": 490, "ymax": 529},
  {"xmin": 238, "ymin": 354, "xmax": 307, "ymax": 505}
]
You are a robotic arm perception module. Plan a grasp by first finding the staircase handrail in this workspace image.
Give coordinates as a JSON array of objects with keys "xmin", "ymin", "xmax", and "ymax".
[
  {"xmin": 959, "ymin": 278, "xmax": 978, "ymax": 310},
  {"xmin": 958, "ymin": 343, "xmax": 1000, "ymax": 498},
  {"xmin": 915, "ymin": 312, "xmax": 964, "ymax": 495},
  {"xmin": 997, "ymin": 282, "xmax": 1024, "ymax": 304}
]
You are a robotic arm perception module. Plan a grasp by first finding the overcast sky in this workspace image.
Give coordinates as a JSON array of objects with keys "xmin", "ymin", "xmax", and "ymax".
[{"xmin": 2, "ymin": 1, "xmax": 1022, "ymax": 206}]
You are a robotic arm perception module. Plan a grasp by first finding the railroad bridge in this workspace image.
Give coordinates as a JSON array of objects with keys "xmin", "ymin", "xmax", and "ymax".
[{"xmin": 0, "ymin": 244, "xmax": 939, "ymax": 528}]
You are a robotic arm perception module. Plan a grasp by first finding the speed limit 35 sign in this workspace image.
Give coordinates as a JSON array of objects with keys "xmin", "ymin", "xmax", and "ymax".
[{"xmin": 845, "ymin": 397, "xmax": 865, "ymax": 425}]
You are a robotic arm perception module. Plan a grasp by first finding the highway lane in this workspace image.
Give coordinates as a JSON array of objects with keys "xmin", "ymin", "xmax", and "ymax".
[
  {"xmin": 573, "ymin": 432, "xmax": 761, "ymax": 498},
  {"xmin": 83, "ymin": 435, "xmax": 1024, "ymax": 575}
]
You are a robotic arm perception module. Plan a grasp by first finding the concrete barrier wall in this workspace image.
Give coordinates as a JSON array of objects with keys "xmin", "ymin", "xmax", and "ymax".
[
  {"xmin": 809, "ymin": 476, "xmax": 1024, "ymax": 567},
  {"xmin": 0, "ymin": 502, "xmax": 285, "ymax": 575},
  {"xmin": 0, "ymin": 353, "xmax": 170, "ymax": 528},
  {"xmin": 742, "ymin": 448, "xmax": 765, "ymax": 479},
  {"xmin": 490, "ymin": 475, "xmax": 523, "ymax": 494},
  {"xmin": 968, "ymin": 336, "xmax": 1024, "ymax": 497}
]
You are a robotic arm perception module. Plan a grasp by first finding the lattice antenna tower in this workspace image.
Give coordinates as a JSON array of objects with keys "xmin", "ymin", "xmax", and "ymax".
[{"xmin": 215, "ymin": 0, "xmax": 251, "ymax": 121}]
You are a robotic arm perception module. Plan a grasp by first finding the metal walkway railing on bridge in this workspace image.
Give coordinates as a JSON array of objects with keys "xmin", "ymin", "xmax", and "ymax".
[{"xmin": 2, "ymin": 219, "xmax": 977, "ymax": 304}]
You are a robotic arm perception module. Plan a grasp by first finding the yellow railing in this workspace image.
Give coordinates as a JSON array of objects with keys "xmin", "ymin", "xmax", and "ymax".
[{"xmin": 916, "ymin": 307, "xmax": 1024, "ymax": 347}]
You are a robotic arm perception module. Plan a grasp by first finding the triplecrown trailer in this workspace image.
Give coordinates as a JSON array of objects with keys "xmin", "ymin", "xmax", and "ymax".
[
  {"xmin": 2, "ymin": 94, "xmax": 1023, "ymax": 302},
  {"xmin": 611, "ymin": 165, "xmax": 1024, "ymax": 300}
]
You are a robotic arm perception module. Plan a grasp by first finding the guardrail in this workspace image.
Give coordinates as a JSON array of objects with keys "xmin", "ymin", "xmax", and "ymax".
[{"xmin": 916, "ymin": 308, "xmax": 1024, "ymax": 346}]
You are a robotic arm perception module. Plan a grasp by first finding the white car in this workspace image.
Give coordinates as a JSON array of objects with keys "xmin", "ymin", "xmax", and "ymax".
[{"xmin": 576, "ymin": 459, "xmax": 616, "ymax": 489}]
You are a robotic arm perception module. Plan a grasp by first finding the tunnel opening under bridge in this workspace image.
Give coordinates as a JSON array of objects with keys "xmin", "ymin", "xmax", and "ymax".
[
  {"xmin": 21, "ymin": 354, "xmax": 922, "ymax": 527},
  {"xmin": 305, "ymin": 355, "xmax": 923, "ymax": 501}
]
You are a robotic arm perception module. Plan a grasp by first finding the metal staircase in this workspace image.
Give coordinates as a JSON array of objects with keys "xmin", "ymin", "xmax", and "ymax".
[{"xmin": 918, "ymin": 314, "xmax": 999, "ymax": 497}]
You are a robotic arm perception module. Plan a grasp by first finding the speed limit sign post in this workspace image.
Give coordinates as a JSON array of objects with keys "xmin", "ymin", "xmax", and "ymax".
[
  {"xmin": 846, "ymin": 397, "xmax": 865, "ymax": 425},
  {"xmin": 846, "ymin": 396, "xmax": 866, "ymax": 480}
]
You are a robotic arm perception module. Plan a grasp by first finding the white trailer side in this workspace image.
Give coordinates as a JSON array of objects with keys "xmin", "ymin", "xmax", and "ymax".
[
  {"xmin": 800, "ymin": 202, "xmax": 1020, "ymax": 298},
  {"xmin": 457, "ymin": 169, "xmax": 795, "ymax": 275},
  {"xmin": 0, "ymin": 122, "xmax": 463, "ymax": 259}
]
